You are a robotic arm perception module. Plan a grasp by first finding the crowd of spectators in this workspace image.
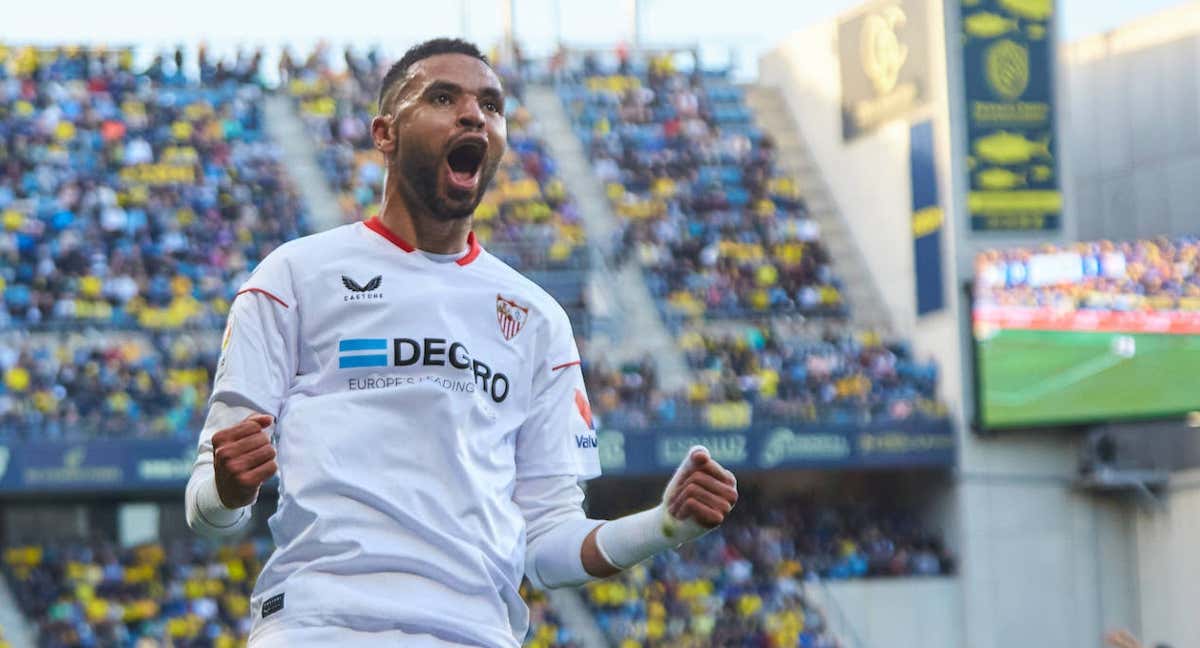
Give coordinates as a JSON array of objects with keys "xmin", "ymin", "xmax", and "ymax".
[
  {"xmin": 561, "ymin": 54, "xmax": 845, "ymax": 320},
  {"xmin": 975, "ymin": 236, "xmax": 1200, "ymax": 312},
  {"xmin": 0, "ymin": 332, "xmax": 216, "ymax": 441},
  {"xmin": 583, "ymin": 324, "xmax": 943, "ymax": 430},
  {"xmin": 584, "ymin": 498, "xmax": 950, "ymax": 647},
  {"xmin": 556, "ymin": 50, "xmax": 946, "ymax": 431},
  {"xmin": 285, "ymin": 45, "xmax": 588, "ymax": 271},
  {"xmin": 0, "ymin": 44, "xmax": 307, "ymax": 330},
  {"xmin": 0, "ymin": 495, "xmax": 949, "ymax": 647},
  {"xmin": 5, "ymin": 537, "xmax": 268, "ymax": 647},
  {"xmin": 2, "ymin": 536, "xmax": 578, "ymax": 648}
]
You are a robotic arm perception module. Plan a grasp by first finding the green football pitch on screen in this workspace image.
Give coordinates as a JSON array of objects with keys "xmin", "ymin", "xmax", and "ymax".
[{"xmin": 976, "ymin": 328, "xmax": 1200, "ymax": 428}]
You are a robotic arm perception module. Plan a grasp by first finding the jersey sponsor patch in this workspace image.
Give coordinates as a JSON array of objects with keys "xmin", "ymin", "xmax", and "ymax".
[
  {"xmin": 574, "ymin": 388, "xmax": 594, "ymax": 430},
  {"xmin": 342, "ymin": 274, "xmax": 384, "ymax": 301},
  {"xmin": 496, "ymin": 294, "xmax": 529, "ymax": 341},
  {"xmin": 262, "ymin": 592, "xmax": 284, "ymax": 619},
  {"xmin": 336, "ymin": 336, "xmax": 512, "ymax": 403}
]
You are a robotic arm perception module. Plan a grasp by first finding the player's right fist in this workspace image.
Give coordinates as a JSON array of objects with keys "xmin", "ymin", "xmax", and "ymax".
[{"xmin": 211, "ymin": 413, "xmax": 277, "ymax": 509}]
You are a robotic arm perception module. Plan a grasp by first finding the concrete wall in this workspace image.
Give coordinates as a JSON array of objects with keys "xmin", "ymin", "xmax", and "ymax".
[
  {"xmin": 1134, "ymin": 469, "xmax": 1200, "ymax": 648},
  {"xmin": 1064, "ymin": 3, "xmax": 1200, "ymax": 241},
  {"xmin": 811, "ymin": 577, "xmax": 961, "ymax": 648},
  {"xmin": 758, "ymin": 2, "xmax": 1149, "ymax": 647}
]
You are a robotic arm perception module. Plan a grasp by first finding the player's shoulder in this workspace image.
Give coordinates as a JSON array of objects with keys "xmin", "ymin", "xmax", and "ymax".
[
  {"xmin": 471, "ymin": 252, "xmax": 574, "ymax": 333},
  {"xmin": 241, "ymin": 223, "xmax": 362, "ymax": 295}
]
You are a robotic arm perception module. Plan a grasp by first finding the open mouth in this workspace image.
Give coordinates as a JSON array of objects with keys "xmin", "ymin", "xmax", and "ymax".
[{"xmin": 445, "ymin": 139, "xmax": 486, "ymax": 193}]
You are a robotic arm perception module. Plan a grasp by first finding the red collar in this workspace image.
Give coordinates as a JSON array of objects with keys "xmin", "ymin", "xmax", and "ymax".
[{"xmin": 364, "ymin": 216, "xmax": 482, "ymax": 266}]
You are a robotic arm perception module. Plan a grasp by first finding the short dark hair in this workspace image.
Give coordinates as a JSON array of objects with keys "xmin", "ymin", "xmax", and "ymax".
[{"xmin": 377, "ymin": 38, "xmax": 490, "ymax": 112}]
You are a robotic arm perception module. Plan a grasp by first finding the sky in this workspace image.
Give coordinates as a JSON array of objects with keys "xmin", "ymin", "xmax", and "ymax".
[{"xmin": 0, "ymin": 0, "xmax": 1193, "ymax": 77}]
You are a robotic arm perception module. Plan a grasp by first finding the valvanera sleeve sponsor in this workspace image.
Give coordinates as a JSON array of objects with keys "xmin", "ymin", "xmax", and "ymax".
[
  {"xmin": 515, "ymin": 308, "xmax": 602, "ymax": 481},
  {"xmin": 211, "ymin": 251, "xmax": 301, "ymax": 417}
]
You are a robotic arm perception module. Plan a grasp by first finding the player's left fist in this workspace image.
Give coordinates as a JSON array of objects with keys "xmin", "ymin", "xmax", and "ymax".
[{"xmin": 665, "ymin": 446, "xmax": 738, "ymax": 528}]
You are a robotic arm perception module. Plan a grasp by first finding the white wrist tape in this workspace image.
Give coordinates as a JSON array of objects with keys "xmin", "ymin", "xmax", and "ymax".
[
  {"xmin": 195, "ymin": 476, "xmax": 248, "ymax": 527},
  {"xmin": 595, "ymin": 445, "xmax": 713, "ymax": 570}
]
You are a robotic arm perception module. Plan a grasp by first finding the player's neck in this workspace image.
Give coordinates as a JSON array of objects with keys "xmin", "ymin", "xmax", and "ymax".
[{"xmin": 377, "ymin": 187, "xmax": 471, "ymax": 255}]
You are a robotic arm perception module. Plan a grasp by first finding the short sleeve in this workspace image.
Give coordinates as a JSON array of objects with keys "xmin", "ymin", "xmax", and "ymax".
[
  {"xmin": 515, "ymin": 307, "xmax": 602, "ymax": 482},
  {"xmin": 210, "ymin": 252, "xmax": 299, "ymax": 417}
]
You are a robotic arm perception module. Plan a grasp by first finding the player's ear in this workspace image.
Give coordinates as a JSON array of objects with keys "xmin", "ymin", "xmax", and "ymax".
[{"xmin": 372, "ymin": 114, "xmax": 397, "ymax": 155}]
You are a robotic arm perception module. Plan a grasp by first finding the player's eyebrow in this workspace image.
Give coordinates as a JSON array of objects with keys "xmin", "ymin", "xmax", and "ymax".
[
  {"xmin": 424, "ymin": 79, "xmax": 504, "ymax": 109},
  {"xmin": 423, "ymin": 80, "xmax": 464, "ymax": 98},
  {"xmin": 478, "ymin": 86, "xmax": 503, "ymax": 103}
]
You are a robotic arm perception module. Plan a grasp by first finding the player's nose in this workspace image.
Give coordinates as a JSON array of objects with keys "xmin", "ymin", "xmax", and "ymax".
[{"xmin": 457, "ymin": 100, "xmax": 485, "ymax": 130}]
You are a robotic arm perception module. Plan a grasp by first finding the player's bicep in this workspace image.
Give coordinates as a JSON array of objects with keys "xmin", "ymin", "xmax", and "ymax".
[
  {"xmin": 210, "ymin": 291, "xmax": 298, "ymax": 418},
  {"xmin": 515, "ymin": 361, "xmax": 601, "ymax": 481}
]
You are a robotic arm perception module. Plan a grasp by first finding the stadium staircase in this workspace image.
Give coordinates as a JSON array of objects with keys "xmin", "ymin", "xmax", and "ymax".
[
  {"xmin": 263, "ymin": 94, "xmax": 345, "ymax": 232},
  {"xmin": 545, "ymin": 589, "xmax": 609, "ymax": 648},
  {"xmin": 524, "ymin": 85, "xmax": 690, "ymax": 391},
  {"xmin": 0, "ymin": 577, "xmax": 34, "ymax": 647},
  {"xmin": 743, "ymin": 86, "xmax": 894, "ymax": 332}
]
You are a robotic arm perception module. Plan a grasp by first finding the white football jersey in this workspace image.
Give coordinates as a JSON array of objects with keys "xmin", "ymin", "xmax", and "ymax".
[{"xmin": 211, "ymin": 217, "xmax": 601, "ymax": 647}]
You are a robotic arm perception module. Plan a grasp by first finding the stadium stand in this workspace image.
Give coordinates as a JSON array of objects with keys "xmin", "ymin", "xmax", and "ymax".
[
  {"xmin": 4, "ymin": 537, "xmax": 266, "ymax": 647},
  {"xmin": 0, "ymin": 332, "xmax": 216, "ymax": 441},
  {"xmin": 556, "ymin": 51, "xmax": 946, "ymax": 431},
  {"xmin": 0, "ymin": 45, "xmax": 307, "ymax": 331},
  {"xmin": 0, "ymin": 492, "xmax": 953, "ymax": 648},
  {"xmin": 560, "ymin": 54, "xmax": 844, "ymax": 321},
  {"xmin": 0, "ymin": 536, "xmax": 577, "ymax": 648},
  {"xmin": 584, "ymin": 324, "xmax": 942, "ymax": 429},
  {"xmin": 581, "ymin": 499, "xmax": 949, "ymax": 647}
]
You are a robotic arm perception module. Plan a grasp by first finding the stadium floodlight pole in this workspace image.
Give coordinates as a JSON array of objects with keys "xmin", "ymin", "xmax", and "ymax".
[
  {"xmin": 625, "ymin": 0, "xmax": 642, "ymax": 48},
  {"xmin": 553, "ymin": 0, "xmax": 562, "ymax": 46},
  {"xmin": 502, "ymin": 0, "xmax": 515, "ymax": 64},
  {"xmin": 460, "ymin": 0, "xmax": 470, "ymax": 39}
]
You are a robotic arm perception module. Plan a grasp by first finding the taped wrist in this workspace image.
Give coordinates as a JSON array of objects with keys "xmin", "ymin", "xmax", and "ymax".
[{"xmin": 593, "ymin": 445, "xmax": 715, "ymax": 570}]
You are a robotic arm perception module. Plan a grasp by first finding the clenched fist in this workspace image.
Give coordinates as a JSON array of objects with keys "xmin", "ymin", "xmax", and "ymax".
[
  {"xmin": 211, "ymin": 413, "xmax": 277, "ymax": 509},
  {"xmin": 665, "ymin": 446, "xmax": 738, "ymax": 530}
]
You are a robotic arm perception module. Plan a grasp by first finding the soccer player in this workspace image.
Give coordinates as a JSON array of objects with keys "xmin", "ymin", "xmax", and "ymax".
[{"xmin": 185, "ymin": 38, "xmax": 738, "ymax": 647}]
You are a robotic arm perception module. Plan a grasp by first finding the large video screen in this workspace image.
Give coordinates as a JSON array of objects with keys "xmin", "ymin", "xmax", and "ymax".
[{"xmin": 973, "ymin": 237, "xmax": 1200, "ymax": 429}]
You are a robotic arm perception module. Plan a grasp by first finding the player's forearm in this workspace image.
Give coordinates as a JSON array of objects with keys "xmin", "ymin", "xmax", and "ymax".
[
  {"xmin": 581, "ymin": 524, "xmax": 620, "ymax": 578},
  {"xmin": 185, "ymin": 463, "xmax": 252, "ymax": 537},
  {"xmin": 520, "ymin": 448, "xmax": 736, "ymax": 588},
  {"xmin": 185, "ymin": 399, "xmax": 257, "ymax": 537},
  {"xmin": 588, "ymin": 446, "xmax": 737, "ymax": 573},
  {"xmin": 589, "ymin": 502, "xmax": 710, "ymax": 572}
]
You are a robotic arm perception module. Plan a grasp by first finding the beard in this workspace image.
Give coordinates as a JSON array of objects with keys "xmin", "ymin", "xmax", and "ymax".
[{"xmin": 395, "ymin": 147, "xmax": 499, "ymax": 221}]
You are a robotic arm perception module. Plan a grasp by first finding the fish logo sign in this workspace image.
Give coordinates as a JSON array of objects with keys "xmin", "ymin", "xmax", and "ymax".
[
  {"xmin": 963, "ymin": 11, "xmax": 1018, "ymax": 40},
  {"xmin": 860, "ymin": 5, "xmax": 908, "ymax": 96},
  {"xmin": 998, "ymin": 0, "xmax": 1053, "ymax": 22},
  {"xmin": 985, "ymin": 39, "xmax": 1029, "ymax": 101},
  {"xmin": 496, "ymin": 295, "xmax": 530, "ymax": 341}
]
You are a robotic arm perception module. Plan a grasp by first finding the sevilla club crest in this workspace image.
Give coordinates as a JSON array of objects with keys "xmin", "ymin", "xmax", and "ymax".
[{"xmin": 496, "ymin": 294, "xmax": 530, "ymax": 341}]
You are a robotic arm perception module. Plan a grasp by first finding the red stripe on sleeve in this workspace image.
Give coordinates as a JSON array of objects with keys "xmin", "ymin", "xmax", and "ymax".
[
  {"xmin": 235, "ymin": 288, "xmax": 290, "ymax": 309},
  {"xmin": 550, "ymin": 360, "xmax": 582, "ymax": 372}
]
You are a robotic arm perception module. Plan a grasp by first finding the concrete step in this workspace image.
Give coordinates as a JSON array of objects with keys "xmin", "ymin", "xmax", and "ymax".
[
  {"xmin": 745, "ymin": 84, "xmax": 895, "ymax": 333},
  {"xmin": 263, "ymin": 95, "xmax": 344, "ymax": 232},
  {"xmin": 525, "ymin": 84, "xmax": 691, "ymax": 390}
]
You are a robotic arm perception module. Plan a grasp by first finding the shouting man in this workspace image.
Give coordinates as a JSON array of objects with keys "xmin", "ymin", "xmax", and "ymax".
[{"xmin": 186, "ymin": 38, "xmax": 738, "ymax": 647}]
